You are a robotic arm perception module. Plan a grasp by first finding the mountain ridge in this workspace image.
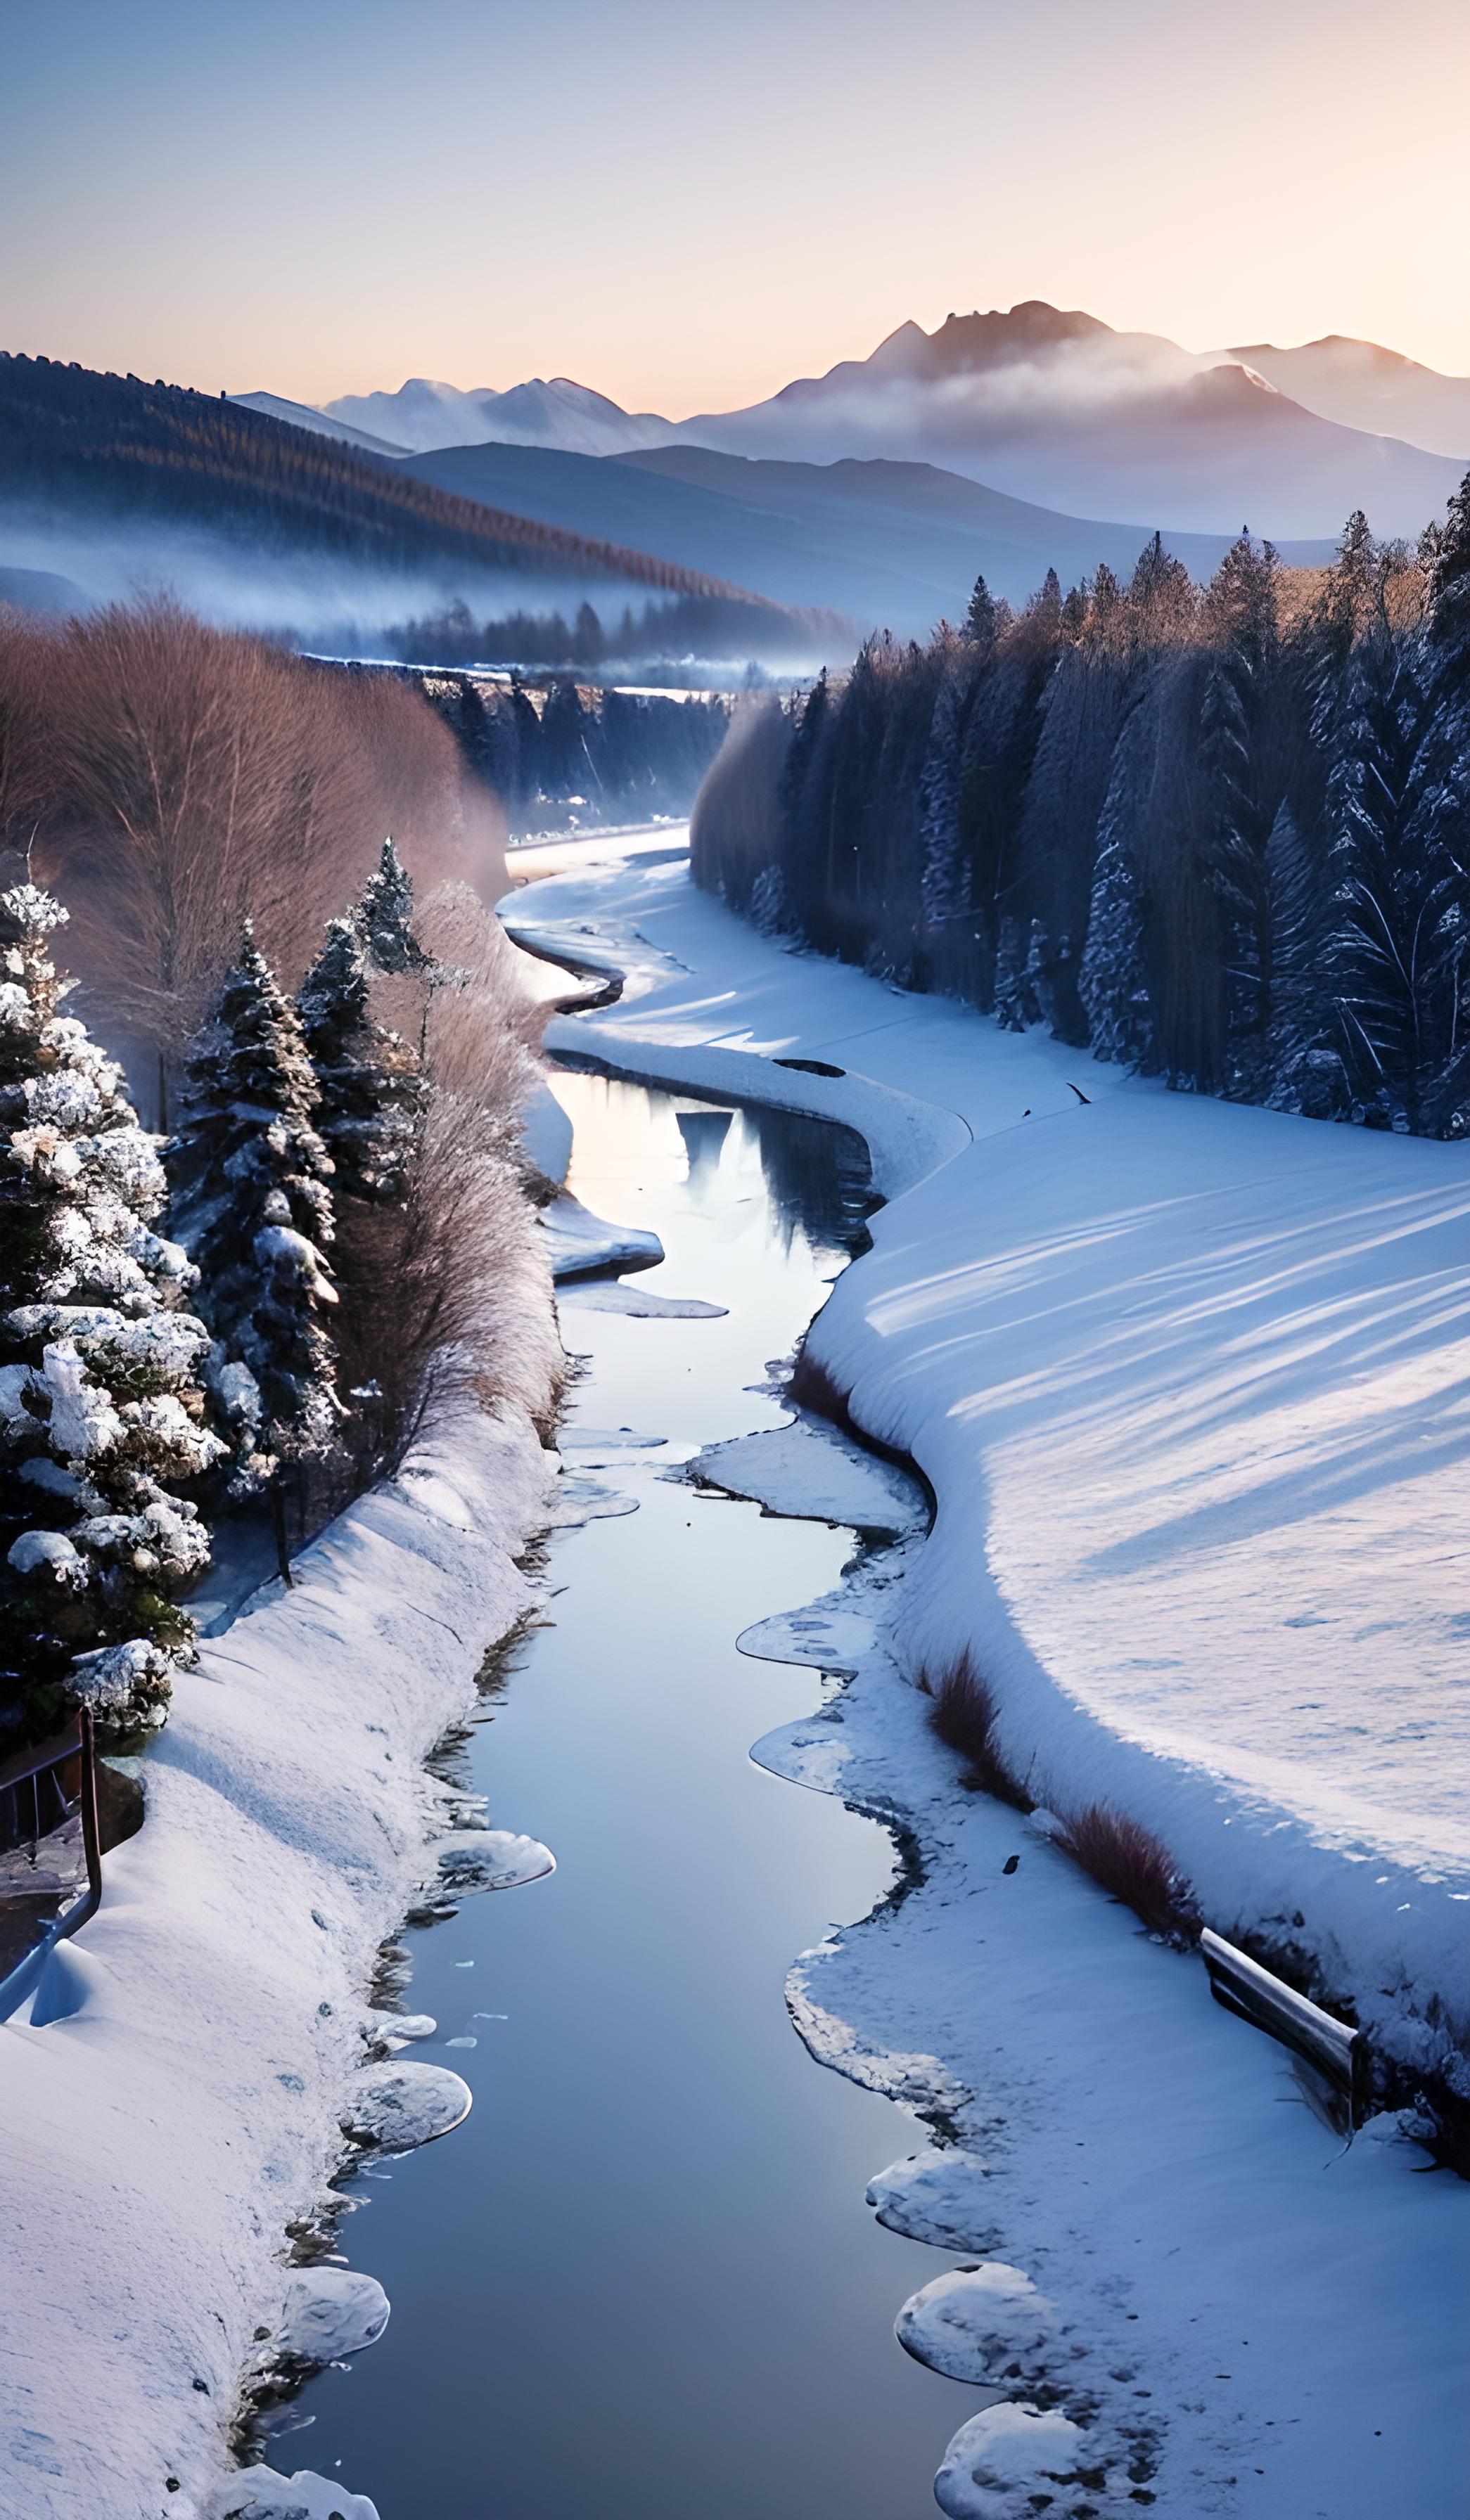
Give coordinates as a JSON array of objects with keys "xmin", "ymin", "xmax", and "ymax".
[{"xmin": 274, "ymin": 301, "xmax": 1470, "ymax": 540}]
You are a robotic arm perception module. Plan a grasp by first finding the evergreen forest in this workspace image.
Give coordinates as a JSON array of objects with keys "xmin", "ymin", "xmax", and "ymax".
[{"xmin": 692, "ymin": 493, "xmax": 1470, "ymax": 1138}]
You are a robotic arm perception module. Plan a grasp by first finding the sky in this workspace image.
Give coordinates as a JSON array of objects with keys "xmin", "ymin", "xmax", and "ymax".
[{"xmin": 4, "ymin": 0, "xmax": 1469, "ymax": 418}]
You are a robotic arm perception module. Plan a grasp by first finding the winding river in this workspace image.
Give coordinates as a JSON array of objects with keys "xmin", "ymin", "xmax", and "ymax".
[{"xmin": 277, "ymin": 1067, "xmax": 978, "ymax": 2516}]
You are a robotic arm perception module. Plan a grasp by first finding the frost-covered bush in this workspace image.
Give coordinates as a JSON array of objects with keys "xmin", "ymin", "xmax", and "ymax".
[
  {"xmin": 0, "ymin": 869, "xmax": 221, "ymax": 1742},
  {"xmin": 329, "ymin": 881, "xmax": 559, "ymax": 1466},
  {"xmin": 169, "ymin": 924, "xmax": 342, "ymax": 1513}
]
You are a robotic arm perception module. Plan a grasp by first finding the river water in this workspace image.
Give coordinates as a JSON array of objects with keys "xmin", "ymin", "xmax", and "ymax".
[{"xmin": 283, "ymin": 1070, "xmax": 974, "ymax": 2516}]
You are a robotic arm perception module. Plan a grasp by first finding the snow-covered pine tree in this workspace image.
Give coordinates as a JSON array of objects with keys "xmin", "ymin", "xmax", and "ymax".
[
  {"xmin": 1322, "ymin": 624, "xmax": 1442, "ymax": 1130},
  {"xmin": 1077, "ymin": 739, "xmax": 1158, "ymax": 1070},
  {"xmin": 919, "ymin": 658, "xmax": 969, "ymax": 927},
  {"xmin": 1261, "ymin": 802, "xmax": 1345, "ymax": 1118},
  {"xmin": 1201, "ymin": 536, "xmax": 1282, "ymax": 1102},
  {"xmin": 1, "ymin": 865, "xmax": 222, "ymax": 1741},
  {"xmin": 1024, "ymin": 919, "xmax": 1064, "ymax": 1035},
  {"xmin": 168, "ymin": 922, "xmax": 340, "ymax": 1569},
  {"xmin": 992, "ymin": 915, "xmax": 1033, "ymax": 1031},
  {"xmin": 297, "ymin": 915, "xmax": 423, "ymax": 1202},
  {"xmin": 1410, "ymin": 474, "xmax": 1470, "ymax": 1132},
  {"xmin": 357, "ymin": 837, "xmax": 429, "ymax": 977}
]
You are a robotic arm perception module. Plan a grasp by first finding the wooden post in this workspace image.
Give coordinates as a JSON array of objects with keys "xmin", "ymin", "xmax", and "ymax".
[{"xmin": 1201, "ymin": 1927, "xmax": 1364, "ymax": 2127}]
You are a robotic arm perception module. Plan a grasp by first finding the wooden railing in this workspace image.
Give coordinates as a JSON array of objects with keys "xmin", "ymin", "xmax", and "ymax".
[{"xmin": 0, "ymin": 1709, "xmax": 103, "ymax": 2021}]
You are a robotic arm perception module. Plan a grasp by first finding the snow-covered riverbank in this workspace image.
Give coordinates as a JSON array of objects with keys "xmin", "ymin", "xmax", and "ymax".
[
  {"xmin": 504, "ymin": 832, "xmax": 1470, "ymax": 2519},
  {"xmin": 0, "ymin": 1403, "xmax": 559, "ymax": 2520}
]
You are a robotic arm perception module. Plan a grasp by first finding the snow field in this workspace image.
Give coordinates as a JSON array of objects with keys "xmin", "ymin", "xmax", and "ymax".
[{"xmin": 509, "ymin": 836, "xmax": 1470, "ymax": 2517}]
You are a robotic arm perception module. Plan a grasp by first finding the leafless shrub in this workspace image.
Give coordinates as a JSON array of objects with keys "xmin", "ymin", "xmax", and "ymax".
[
  {"xmin": 923, "ymin": 1647, "xmax": 1032, "ymax": 1809},
  {"xmin": 3, "ymin": 598, "xmax": 506, "ymax": 1106},
  {"xmin": 333, "ymin": 1095, "xmax": 561, "ymax": 1473},
  {"xmin": 331, "ymin": 878, "xmax": 561, "ymax": 1477},
  {"xmin": 1053, "ymin": 1801, "xmax": 1194, "ymax": 1936},
  {"xmin": 0, "ymin": 605, "xmax": 54, "ymax": 841}
]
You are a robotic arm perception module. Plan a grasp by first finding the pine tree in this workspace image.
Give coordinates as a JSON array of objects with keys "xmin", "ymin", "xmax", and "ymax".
[
  {"xmin": 1324, "ymin": 626, "xmax": 1445, "ymax": 1129},
  {"xmin": 1127, "ymin": 533, "xmax": 1196, "ymax": 646},
  {"xmin": 357, "ymin": 837, "xmax": 428, "ymax": 977},
  {"xmin": 919, "ymin": 657, "xmax": 970, "ymax": 925},
  {"xmin": 169, "ymin": 924, "xmax": 340, "ymax": 1560},
  {"xmin": 298, "ymin": 915, "xmax": 423, "ymax": 1202},
  {"xmin": 1258, "ymin": 803, "xmax": 1343, "ymax": 1116},
  {"xmin": 964, "ymin": 572, "xmax": 999, "ymax": 654},
  {"xmin": 992, "ymin": 915, "xmax": 1034, "ymax": 1030},
  {"xmin": 1077, "ymin": 742, "xmax": 1158, "ymax": 1069},
  {"xmin": 1200, "ymin": 537, "xmax": 1283, "ymax": 1100},
  {"xmin": 1, "ymin": 866, "xmax": 221, "ymax": 1740}
]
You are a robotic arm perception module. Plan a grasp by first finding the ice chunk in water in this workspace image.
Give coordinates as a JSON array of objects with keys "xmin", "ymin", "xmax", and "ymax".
[
  {"xmin": 277, "ymin": 2268, "xmax": 389, "ymax": 2366},
  {"xmin": 340, "ymin": 2062, "xmax": 471, "ymax": 2151}
]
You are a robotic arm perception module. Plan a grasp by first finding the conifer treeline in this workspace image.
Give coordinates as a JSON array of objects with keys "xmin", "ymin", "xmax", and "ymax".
[
  {"xmin": 415, "ymin": 669, "xmax": 731, "ymax": 826},
  {"xmin": 388, "ymin": 590, "xmax": 818, "ymax": 671},
  {"xmin": 692, "ymin": 492, "xmax": 1470, "ymax": 1136},
  {"xmin": 0, "ymin": 354, "xmax": 783, "ymax": 607}
]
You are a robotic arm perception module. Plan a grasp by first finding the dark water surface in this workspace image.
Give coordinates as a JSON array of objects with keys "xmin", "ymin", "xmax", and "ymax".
[{"xmin": 288, "ymin": 1076, "xmax": 971, "ymax": 2517}]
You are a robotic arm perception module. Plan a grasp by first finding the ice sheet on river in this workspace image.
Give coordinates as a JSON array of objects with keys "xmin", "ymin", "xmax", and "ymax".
[
  {"xmin": 558, "ymin": 1279, "xmax": 727, "ymax": 1318},
  {"xmin": 539, "ymin": 1188, "xmax": 662, "ymax": 1280},
  {"xmin": 686, "ymin": 1418, "xmax": 925, "ymax": 1534}
]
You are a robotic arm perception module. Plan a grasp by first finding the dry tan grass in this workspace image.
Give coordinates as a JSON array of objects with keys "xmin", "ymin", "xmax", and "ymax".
[
  {"xmin": 1054, "ymin": 1801, "xmax": 1194, "ymax": 1936},
  {"xmin": 922, "ymin": 1646, "xmax": 1032, "ymax": 1810}
]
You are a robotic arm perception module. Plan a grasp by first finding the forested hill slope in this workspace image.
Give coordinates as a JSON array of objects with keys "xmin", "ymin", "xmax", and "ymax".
[
  {"xmin": 0, "ymin": 355, "xmax": 786, "ymax": 611},
  {"xmin": 692, "ymin": 503, "xmax": 1470, "ymax": 1143},
  {"xmin": 402, "ymin": 437, "xmax": 1334, "ymax": 636}
]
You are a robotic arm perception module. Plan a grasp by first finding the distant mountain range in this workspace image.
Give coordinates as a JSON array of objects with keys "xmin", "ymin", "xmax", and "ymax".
[
  {"xmin": 8, "ymin": 311, "xmax": 1470, "ymax": 664},
  {"xmin": 0, "ymin": 356, "xmax": 795, "ymax": 643},
  {"xmin": 322, "ymin": 376, "xmax": 674, "ymax": 460},
  {"xmin": 1223, "ymin": 336, "xmax": 1470, "ymax": 465},
  {"xmin": 255, "ymin": 303, "xmax": 1470, "ymax": 543},
  {"xmin": 400, "ymin": 439, "xmax": 1334, "ymax": 636},
  {"xmin": 670, "ymin": 305, "xmax": 1466, "ymax": 538}
]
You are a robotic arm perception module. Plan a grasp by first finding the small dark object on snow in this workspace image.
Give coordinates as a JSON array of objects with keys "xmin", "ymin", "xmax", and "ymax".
[
  {"xmin": 1002, "ymin": 1853, "xmax": 1020, "ymax": 1875},
  {"xmin": 774, "ymin": 1055, "xmax": 845, "ymax": 1078}
]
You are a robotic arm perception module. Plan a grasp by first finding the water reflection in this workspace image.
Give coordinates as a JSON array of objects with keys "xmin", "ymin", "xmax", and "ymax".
[{"xmin": 280, "ymin": 1075, "xmax": 964, "ymax": 2519}]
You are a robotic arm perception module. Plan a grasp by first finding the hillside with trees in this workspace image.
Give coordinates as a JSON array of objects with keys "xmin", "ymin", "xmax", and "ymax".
[
  {"xmin": 692, "ymin": 492, "xmax": 1470, "ymax": 1139},
  {"xmin": 0, "ymin": 355, "xmax": 795, "ymax": 622}
]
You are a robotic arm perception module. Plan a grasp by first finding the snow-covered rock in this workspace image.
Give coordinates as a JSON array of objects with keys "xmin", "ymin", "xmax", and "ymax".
[
  {"xmin": 895, "ymin": 2261, "xmax": 1055, "ymax": 2384},
  {"xmin": 212, "ymin": 2468, "xmax": 380, "ymax": 2520},
  {"xmin": 276, "ymin": 2268, "xmax": 390, "ymax": 2366},
  {"xmin": 430, "ymin": 1829, "xmax": 555, "ymax": 1896},
  {"xmin": 865, "ymin": 2146, "xmax": 996, "ymax": 2249},
  {"xmin": 933, "ymin": 2404, "xmax": 1102, "ymax": 2520},
  {"xmin": 339, "ymin": 2061, "xmax": 473, "ymax": 2150}
]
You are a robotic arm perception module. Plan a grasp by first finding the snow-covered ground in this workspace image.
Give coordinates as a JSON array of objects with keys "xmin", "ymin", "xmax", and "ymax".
[
  {"xmin": 504, "ymin": 831, "xmax": 1470, "ymax": 2519},
  {"xmin": 0, "ymin": 1406, "xmax": 561, "ymax": 2520}
]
